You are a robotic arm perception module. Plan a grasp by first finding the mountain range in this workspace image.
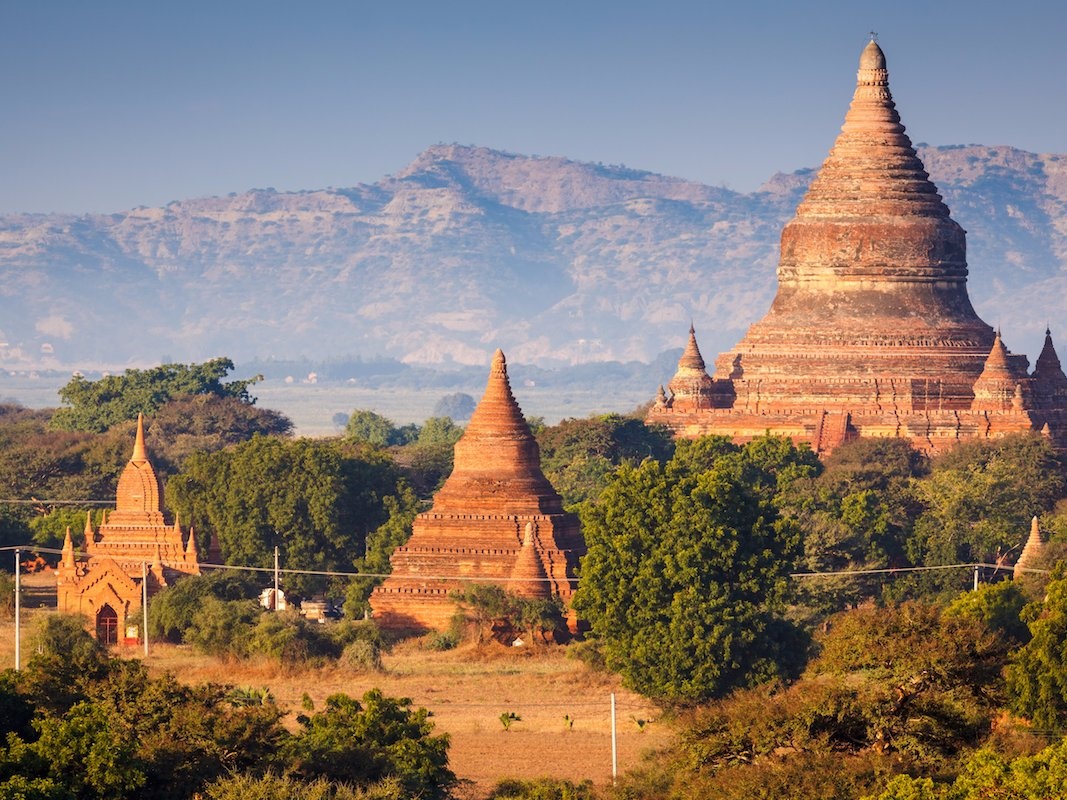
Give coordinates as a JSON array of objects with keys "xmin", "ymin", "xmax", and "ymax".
[{"xmin": 2, "ymin": 143, "xmax": 1065, "ymax": 374}]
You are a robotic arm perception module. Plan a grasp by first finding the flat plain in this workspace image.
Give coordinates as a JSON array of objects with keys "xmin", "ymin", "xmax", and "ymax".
[{"xmin": 1, "ymin": 577, "xmax": 671, "ymax": 798}]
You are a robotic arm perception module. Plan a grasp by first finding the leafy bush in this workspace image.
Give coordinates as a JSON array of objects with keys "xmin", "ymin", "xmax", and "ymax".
[
  {"xmin": 423, "ymin": 631, "xmax": 459, "ymax": 651},
  {"xmin": 487, "ymin": 777, "xmax": 597, "ymax": 799},
  {"xmin": 451, "ymin": 584, "xmax": 567, "ymax": 644},
  {"xmin": 203, "ymin": 773, "xmax": 408, "ymax": 800},
  {"xmin": 1006, "ymin": 574, "xmax": 1067, "ymax": 730},
  {"xmin": 149, "ymin": 569, "xmax": 263, "ymax": 642},
  {"xmin": 281, "ymin": 690, "xmax": 454, "ymax": 800},
  {"xmin": 184, "ymin": 598, "xmax": 259, "ymax": 658},
  {"xmin": 339, "ymin": 639, "xmax": 383, "ymax": 672}
]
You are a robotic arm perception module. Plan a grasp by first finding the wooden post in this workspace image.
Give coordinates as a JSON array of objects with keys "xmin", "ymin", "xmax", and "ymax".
[
  {"xmin": 142, "ymin": 561, "xmax": 149, "ymax": 657},
  {"xmin": 14, "ymin": 549, "xmax": 20, "ymax": 671},
  {"xmin": 610, "ymin": 692, "xmax": 617, "ymax": 785}
]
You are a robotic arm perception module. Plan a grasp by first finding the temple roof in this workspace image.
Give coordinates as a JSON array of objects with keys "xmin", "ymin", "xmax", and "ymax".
[{"xmin": 430, "ymin": 349, "xmax": 565, "ymax": 515}]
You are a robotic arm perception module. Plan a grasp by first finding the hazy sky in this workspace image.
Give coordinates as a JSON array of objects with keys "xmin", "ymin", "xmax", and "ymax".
[{"xmin": 2, "ymin": 0, "xmax": 1064, "ymax": 214}]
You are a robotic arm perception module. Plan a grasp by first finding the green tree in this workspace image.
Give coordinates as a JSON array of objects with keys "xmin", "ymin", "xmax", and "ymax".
[
  {"xmin": 943, "ymin": 579, "xmax": 1030, "ymax": 644},
  {"xmin": 343, "ymin": 486, "xmax": 420, "ymax": 618},
  {"xmin": 573, "ymin": 435, "xmax": 811, "ymax": 703},
  {"xmin": 1006, "ymin": 574, "xmax": 1067, "ymax": 730},
  {"xmin": 51, "ymin": 358, "xmax": 262, "ymax": 433},
  {"xmin": 909, "ymin": 434, "xmax": 1065, "ymax": 569},
  {"xmin": 166, "ymin": 437, "xmax": 405, "ymax": 596},
  {"xmin": 280, "ymin": 690, "xmax": 454, "ymax": 800},
  {"xmin": 148, "ymin": 568, "xmax": 263, "ymax": 642},
  {"xmin": 868, "ymin": 736, "xmax": 1067, "ymax": 799},
  {"xmin": 781, "ymin": 437, "xmax": 926, "ymax": 613},
  {"xmin": 345, "ymin": 410, "xmax": 409, "ymax": 448},
  {"xmin": 145, "ymin": 394, "xmax": 292, "ymax": 473},
  {"xmin": 536, "ymin": 413, "xmax": 675, "ymax": 508},
  {"xmin": 396, "ymin": 417, "xmax": 464, "ymax": 495}
]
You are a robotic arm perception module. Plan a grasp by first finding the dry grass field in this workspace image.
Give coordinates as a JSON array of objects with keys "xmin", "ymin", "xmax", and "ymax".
[{"xmin": 1, "ymin": 575, "xmax": 672, "ymax": 797}]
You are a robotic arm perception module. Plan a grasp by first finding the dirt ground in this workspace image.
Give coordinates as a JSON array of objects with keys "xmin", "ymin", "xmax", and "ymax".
[{"xmin": 1, "ymin": 575, "xmax": 672, "ymax": 797}]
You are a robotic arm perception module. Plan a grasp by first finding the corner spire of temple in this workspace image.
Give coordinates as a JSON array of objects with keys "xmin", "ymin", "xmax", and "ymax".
[
  {"xmin": 667, "ymin": 324, "xmax": 714, "ymax": 411},
  {"xmin": 1035, "ymin": 328, "xmax": 1067, "ymax": 380}
]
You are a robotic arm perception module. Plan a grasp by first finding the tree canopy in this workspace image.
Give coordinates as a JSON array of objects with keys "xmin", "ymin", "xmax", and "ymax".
[
  {"xmin": 536, "ymin": 413, "xmax": 675, "ymax": 508},
  {"xmin": 573, "ymin": 435, "xmax": 817, "ymax": 703},
  {"xmin": 165, "ymin": 437, "xmax": 408, "ymax": 596},
  {"xmin": 51, "ymin": 357, "xmax": 262, "ymax": 433}
]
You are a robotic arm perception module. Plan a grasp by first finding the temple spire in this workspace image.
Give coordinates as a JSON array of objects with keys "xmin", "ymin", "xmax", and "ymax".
[
  {"xmin": 83, "ymin": 511, "xmax": 95, "ymax": 551},
  {"xmin": 185, "ymin": 528, "xmax": 199, "ymax": 565},
  {"xmin": 1015, "ymin": 516, "xmax": 1045, "ymax": 579},
  {"xmin": 431, "ymin": 348, "xmax": 566, "ymax": 516},
  {"xmin": 1034, "ymin": 328, "xmax": 1067, "ymax": 383},
  {"xmin": 510, "ymin": 521, "xmax": 551, "ymax": 599},
  {"xmin": 132, "ymin": 413, "xmax": 147, "ymax": 462},
  {"xmin": 62, "ymin": 527, "xmax": 75, "ymax": 568},
  {"xmin": 668, "ymin": 325, "xmax": 713, "ymax": 411}
]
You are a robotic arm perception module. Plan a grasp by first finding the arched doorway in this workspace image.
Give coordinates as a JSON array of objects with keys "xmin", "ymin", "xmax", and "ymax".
[{"xmin": 96, "ymin": 604, "xmax": 119, "ymax": 645}]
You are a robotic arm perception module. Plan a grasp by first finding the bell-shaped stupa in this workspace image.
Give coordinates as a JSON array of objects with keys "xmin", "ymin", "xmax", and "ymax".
[
  {"xmin": 648, "ymin": 39, "xmax": 1067, "ymax": 454},
  {"xmin": 372, "ymin": 350, "xmax": 585, "ymax": 632}
]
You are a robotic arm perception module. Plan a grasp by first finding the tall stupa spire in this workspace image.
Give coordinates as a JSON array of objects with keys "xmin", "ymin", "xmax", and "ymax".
[
  {"xmin": 667, "ymin": 325, "xmax": 714, "ymax": 411},
  {"xmin": 431, "ymin": 349, "xmax": 564, "ymax": 516}
]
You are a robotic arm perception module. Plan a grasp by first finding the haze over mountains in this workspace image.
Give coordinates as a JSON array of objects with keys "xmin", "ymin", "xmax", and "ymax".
[{"xmin": 2, "ymin": 143, "xmax": 1065, "ymax": 374}]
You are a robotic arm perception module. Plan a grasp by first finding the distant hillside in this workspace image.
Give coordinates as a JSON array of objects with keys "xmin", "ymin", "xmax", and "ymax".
[{"xmin": 1, "ymin": 143, "xmax": 1065, "ymax": 373}]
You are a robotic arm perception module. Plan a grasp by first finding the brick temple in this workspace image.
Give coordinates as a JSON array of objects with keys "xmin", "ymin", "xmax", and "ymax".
[
  {"xmin": 56, "ymin": 415, "xmax": 210, "ymax": 643},
  {"xmin": 372, "ymin": 349, "xmax": 585, "ymax": 633},
  {"xmin": 647, "ymin": 40, "xmax": 1067, "ymax": 455}
]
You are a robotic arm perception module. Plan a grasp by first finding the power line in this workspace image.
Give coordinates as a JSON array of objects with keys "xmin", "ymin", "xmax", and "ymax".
[
  {"xmin": 0, "ymin": 499, "xmax": 115, "ymax": 505},
  {"xmin": 0, "ymin": 544, "xmax": 1048, "ymax": 581}
]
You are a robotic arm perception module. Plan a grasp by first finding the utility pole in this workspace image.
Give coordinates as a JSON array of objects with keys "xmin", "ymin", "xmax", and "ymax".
[
  {"xmin": 13, "ymin": 549, "xmax": 20, "ymax": 671},
  {"xmin": 142, "ymin": 561, "xmax": 149, "ymax": 657},
  {"xmin": 274, "ymin": 546, "xmax": 280, "ymax": 611},
  {"xmin": 610, "ymin": 692, "xmax": 618, "ymax": 785}
]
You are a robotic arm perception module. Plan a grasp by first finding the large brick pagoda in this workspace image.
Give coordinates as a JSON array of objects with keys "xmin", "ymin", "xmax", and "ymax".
[
  {"xmin": 371, "ymin": 349, "xmax": 585, "ymax": 632},
  {"xmin": 56, "ymin": 415, "xmax": 207, "ymax": 643},
  {"xmin": 647, "ymin": 39, "xmax": 1067, "ymax": 455}
]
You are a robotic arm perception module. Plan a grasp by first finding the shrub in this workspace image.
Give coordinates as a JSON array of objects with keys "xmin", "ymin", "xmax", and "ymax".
[
  {"xmin": 280, "ymin": 690, "xmax": 454, "ymax": 800},
  {"xmin": 487, "ymin": 777, "xmax": 598, "ymax": 799},
  {"xmin": 149, "ymin": 569, "xmax": 262, "ymax": 643},
  {"xmin": 184, "ymin": 598, "xmax": 259, "ymax": 658},
  {"xmin": 339, "ymin": 639, "xmax": 383, "ymax": 672},
  {"xmin": 424, "ymin": 631, "xmax": 459, "ymax": 651}
]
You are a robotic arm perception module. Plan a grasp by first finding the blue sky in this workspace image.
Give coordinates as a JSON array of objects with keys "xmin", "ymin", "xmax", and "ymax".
[{"xmin": 1, "ymin": 0, "xmax": 1064, "ymax": 214}]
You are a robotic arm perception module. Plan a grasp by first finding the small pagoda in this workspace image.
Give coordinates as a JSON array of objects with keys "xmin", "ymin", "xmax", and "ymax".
[
  {"xmin": 371, "ymin": 349, "xmax": 585, "ymax": 632},
  {"xmin": 56, "ymin": 414, "xmax": 205, "ymax": 643}
]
